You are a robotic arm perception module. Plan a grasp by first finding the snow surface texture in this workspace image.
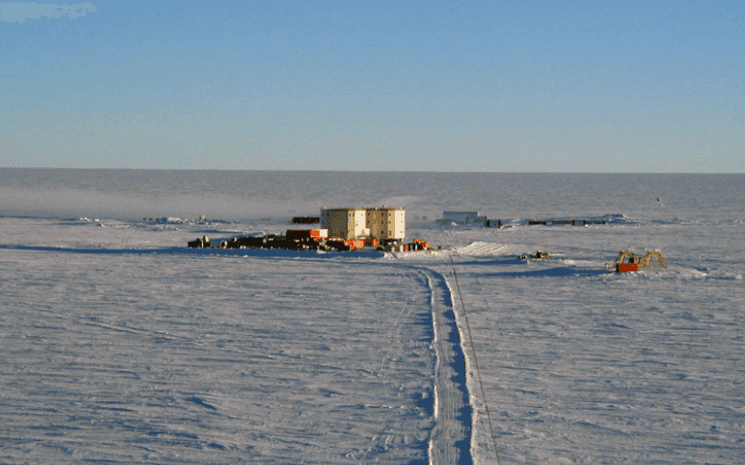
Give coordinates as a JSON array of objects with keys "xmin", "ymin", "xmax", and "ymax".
[{"xmin": 0, "ymin": 170, "xmax": 743, "ymax": 464}]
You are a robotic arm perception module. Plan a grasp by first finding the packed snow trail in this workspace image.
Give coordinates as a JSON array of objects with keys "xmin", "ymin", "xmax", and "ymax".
[
  {"xmin": 447, "ymin": 255, "xmax": 503, "ymax": 465},
  {"xmin": 412, "ymin": 269, "xmax": 472, "ymax": 465}
]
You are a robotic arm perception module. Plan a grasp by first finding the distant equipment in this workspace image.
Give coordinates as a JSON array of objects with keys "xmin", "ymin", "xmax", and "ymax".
[
  {"xmin": 607, "ymin": 249, "xmax": 667, "ymax": 272},
  {"xmin": 292, "ymin": 216, "xmax": 320, "ymax": 224},
  {"xmin": 637, "ymin": 251, "xmax": 668, "ymax": 269},
  {"xmin": 286, "ymin": 229, "xmax": 328, "ymax": 241},
  {"xmin": 518, "ymin": 250, "xmax": 549, "ymax": 260},
  {"xmin": 187, "ymin": 236, "xmax": 211, "ymax": 248},
  {"xmin": 530, "ymin": 219, "xmax": 592, "ymax": 226}
]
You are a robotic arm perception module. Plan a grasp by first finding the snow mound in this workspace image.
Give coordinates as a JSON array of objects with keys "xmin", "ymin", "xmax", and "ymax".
[
  {"xmin": 453, "ymin": 241, "xmax": 511, "ymax": 256},
  {"xmin": 158, "ymin": 217, "xmax": 187, "ymax": 224}
]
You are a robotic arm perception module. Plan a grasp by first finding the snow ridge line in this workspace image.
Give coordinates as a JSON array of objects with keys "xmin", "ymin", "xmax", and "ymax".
[
  {"xmin": 424, "ymin": 272, "xmax": 441, "ymax": 465},
  {"xmin": 448, "ymin": 255, "xmax": 502, "ymax": 465},
  {"xmin": 415, "ymin": 268, "xmax": 472, "ymax": 465}
]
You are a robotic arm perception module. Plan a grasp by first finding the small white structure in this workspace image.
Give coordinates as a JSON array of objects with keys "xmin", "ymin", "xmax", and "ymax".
[
  {"xmin": 443, "ymin": 211, "xmax": 487, "ymax": 225},
  {"xmin": 321, "ymin": 207, "xmax": 406, "ymax": 240}
]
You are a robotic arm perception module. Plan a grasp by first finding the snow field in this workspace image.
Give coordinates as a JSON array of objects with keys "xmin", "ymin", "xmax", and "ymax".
[
  {"xmin": 442, "ymin": 258, "xmax": 745, "ymax": 464},
  {"xmin": 1, "ymin": 191, "xmax": 743, "ymax": 465},
  {"xmin": 0, "ymin": 244, "xmax": 447, "ymax": 464}
]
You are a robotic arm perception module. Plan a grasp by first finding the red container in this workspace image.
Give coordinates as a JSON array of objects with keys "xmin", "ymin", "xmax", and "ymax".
[
  {"xmin": 616, "ymin": 263, "xmax": 638, "ymax": 273},
  {"xmin": 413, "ymin": 239, "xmax": 430, "ymax": 249},
  {"xmin": 343, "ymin": 239, "xmax": 365, "ymax": 251},
  {"xmin": 309, "ymin": 229, "xmax": 328, "ymax": 238}
]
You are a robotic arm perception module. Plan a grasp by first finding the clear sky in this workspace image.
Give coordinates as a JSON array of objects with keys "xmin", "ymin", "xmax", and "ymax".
[{"xmin": 1, "ymin": 1, "xmax": 743, "ymax": 172}]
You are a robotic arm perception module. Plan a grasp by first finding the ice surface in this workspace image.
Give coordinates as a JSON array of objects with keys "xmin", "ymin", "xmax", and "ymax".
[{"xmin": 0, "ymin": 170, "xmax": 743, "ymax": 464}]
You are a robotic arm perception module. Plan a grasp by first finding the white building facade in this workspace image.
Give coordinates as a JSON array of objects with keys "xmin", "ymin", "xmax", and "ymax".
[
  {"xmin": 321, "ymin": 207, "xmax": 406, "ymax": 241},
  {"xmin": 366, "ymin": 207, "xmax": 406, "ymax": 240}
]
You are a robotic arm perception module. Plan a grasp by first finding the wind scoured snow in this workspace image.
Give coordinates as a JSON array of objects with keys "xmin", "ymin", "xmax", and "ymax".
[
  {"xmin": 1, "ymin": 170, "xmax": 743, "ymax": 464},
  {"xmin": 452, "ymin": 241, "xmax": 512, "ymax": 256},
  {"xmin": 0, "ymin": 248, "xmax": 437, "ymax": 464}
]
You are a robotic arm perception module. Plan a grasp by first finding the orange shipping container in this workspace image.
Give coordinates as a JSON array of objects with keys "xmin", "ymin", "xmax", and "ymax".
[
  {"xmin": 309, "ymin": 229, "xmax": 328, "ymax": 238},
  {"xmin": 343, "ymin": 239, "xmax": 365, "ymax": 251}
]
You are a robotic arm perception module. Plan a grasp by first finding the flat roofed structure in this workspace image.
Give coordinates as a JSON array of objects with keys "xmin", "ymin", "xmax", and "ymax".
[
  {"xmin": 443, "ymin": 210, "xmax": 487, "ymax": 225},
  {"xmin": 321, "ymin": 208, "xmax": 367, "ymax": 240},
  {"xmin": 366, "ymin": 207, "xmax": 406, "ymax": 240},
  {"xmin": 321, "ymin": 207, "xmax": 406, "ymax": 240}
]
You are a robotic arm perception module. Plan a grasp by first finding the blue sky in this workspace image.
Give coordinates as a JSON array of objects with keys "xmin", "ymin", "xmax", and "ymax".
[{"xmin": 1, "ymin": 0, "xmax": 743, "ymax": 172}]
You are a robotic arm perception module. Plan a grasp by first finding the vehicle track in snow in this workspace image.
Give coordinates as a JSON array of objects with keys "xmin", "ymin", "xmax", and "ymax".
[
  {"xmin": 412, "ymin": 268, "xmax": 472, "ymax": 465},
  {"xmin": 8, "ymin": 243, "xmax": 483, "ymax": 463},
  {"xmin": 281, "ymin": 254, "xmax": 477, "ymax": 464},
  {"xmin": 214, "ymin": 254, "xmax": 480, "ymax": 464}
]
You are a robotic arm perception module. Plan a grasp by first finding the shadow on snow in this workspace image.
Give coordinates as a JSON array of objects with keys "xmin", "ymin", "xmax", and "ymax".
[{"xmin": 0, "ymin": 244, "xmax": 386, "ymax": 259}]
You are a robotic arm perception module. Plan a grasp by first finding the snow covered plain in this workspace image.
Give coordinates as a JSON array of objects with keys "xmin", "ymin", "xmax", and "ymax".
[{"xmin": 0, "ymin": 170, "xmax": 743, "ymax": 464}]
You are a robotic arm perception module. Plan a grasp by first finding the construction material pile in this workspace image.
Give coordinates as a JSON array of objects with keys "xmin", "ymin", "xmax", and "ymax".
[{"xmin": 187, "ymin": 229, "xmax": 439, "ymax": 252}]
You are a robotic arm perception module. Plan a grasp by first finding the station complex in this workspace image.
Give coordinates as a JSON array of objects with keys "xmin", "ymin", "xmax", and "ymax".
[{"xmin": 188, "ymin": 207, "xmax": 436, "ymax": 252}]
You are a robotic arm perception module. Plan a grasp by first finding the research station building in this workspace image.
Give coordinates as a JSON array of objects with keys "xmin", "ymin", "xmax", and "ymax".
[
  {"xmin": 321, "ymin": 207, "xmax": 406, "ymax": 241},
  {"xmin": 442, "ymin": 211, "xmax": 487, "ymax": 226}
]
